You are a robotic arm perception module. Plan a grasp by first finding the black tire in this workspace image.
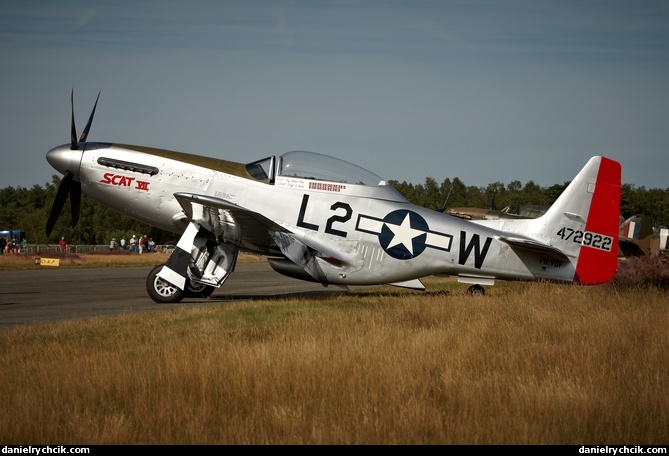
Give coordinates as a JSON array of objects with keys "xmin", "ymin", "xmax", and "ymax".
[
  {"xmin": 185, "ymin": 280, "xmax": 216, "ymax": 298},
  {"xmin": 146, "ymin": 265, "xmax": 184, "ymax": 303},
  {"xmin": 467, "ymin": 284, "xmax": 485, "ymax": 296}
]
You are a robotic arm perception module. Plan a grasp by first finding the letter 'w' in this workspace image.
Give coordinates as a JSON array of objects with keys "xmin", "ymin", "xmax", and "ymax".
[{"xmin": 458, "ymin": 232, "xmax": 492, "ymax": 269}]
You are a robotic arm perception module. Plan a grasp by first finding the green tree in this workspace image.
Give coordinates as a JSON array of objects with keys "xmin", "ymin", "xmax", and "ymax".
[{"xmin": 2, "ymin": 173, "xmax": 668, "ymax": 248}]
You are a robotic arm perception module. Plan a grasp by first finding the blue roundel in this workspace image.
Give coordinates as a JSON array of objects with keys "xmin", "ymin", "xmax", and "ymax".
[{"xmin": 379, "ymin": 210, "xmax": 429, "ymax": 260}]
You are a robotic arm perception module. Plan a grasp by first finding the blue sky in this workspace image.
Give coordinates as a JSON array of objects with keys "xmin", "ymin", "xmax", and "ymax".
[{"xmin": 1, "ymin": 0, "xmax": 668, "ymax": 191}]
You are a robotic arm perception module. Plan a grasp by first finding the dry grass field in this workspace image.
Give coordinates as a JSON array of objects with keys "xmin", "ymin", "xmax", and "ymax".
[{"xmin": 0, "ymin": 254, "xmax": 667, "ymax": 444}]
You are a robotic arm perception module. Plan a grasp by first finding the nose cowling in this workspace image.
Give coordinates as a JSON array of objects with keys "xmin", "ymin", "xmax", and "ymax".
[
  {"xmin": 45, "ymin": 144, "xmax": 84, "ymax": 237},
  {"xmin": 47, "ymin": 144, "xmax": 83, "ymax": 178}
]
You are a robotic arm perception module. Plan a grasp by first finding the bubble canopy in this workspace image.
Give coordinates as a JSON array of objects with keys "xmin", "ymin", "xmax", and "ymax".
[
  {"xmin": 246, "ymin": 151, "xmax": 386, "ymax": 187},
  {"xmin": 279, "ymin": 151, "xmax": 386, "ymax": 186}
]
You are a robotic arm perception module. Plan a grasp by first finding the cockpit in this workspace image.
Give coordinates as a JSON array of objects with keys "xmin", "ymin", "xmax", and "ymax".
[{"xmin": 246, "ymin": 151, "xmax": 387, "ymax": 187}]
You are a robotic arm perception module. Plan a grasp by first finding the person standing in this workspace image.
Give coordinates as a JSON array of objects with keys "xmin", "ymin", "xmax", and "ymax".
[
  {"xmin": 129, "ymin": 235, "xmax": 137, "ymax": 253},
  {"xmin": 120, "ymin": 237, "xmax": 127, "ymax": 250},
  {"xmin": 109, "ymin": 238, "xmax": 118, "ymax": 251},
  {"xmin": 138, "ymin": 235, "xmax": 146, "ymax": 254},
  {"xmin": 59, "ymin": 237, "xmax": 67, "ymax": 252}
]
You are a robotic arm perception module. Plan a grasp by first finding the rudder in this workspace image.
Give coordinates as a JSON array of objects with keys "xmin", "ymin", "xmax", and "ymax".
[{"xmin": 574, "ymin": 156, "xmax": 621, "ymax": 284}]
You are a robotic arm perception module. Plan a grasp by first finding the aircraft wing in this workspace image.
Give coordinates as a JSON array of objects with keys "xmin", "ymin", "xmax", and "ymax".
[
  {"xmin": 496, "ymin": 234, "xmax": 570, "ymax": 261},
  {"xmin": 174, "ymin": 193, "xmax": 362, "ymax": 282},
  {"xmin": 174, "ymin": 192, "xmax": 282, "ymax": 255}
]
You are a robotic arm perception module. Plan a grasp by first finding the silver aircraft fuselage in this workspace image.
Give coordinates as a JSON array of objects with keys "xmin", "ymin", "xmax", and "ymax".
[{"xmin": 47, "ymin": 141, "xmax": 613, "ymax": 288}]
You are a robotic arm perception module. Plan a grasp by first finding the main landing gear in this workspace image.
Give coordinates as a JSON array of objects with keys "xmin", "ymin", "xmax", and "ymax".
[
  {"xmin": 146, "ymin": 264, "xmax": 216, "ymax": 304},
  {"xmin": 146, "ymin": 223, "xmax": 239, "ymax": 304}
]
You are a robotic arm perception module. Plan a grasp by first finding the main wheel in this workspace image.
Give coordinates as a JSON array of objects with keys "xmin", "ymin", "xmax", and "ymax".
[
  {"xmin": 147, "ymin": 265, "xmax": 184, "ymax": 303},
  {"xmin": 185, "ymin": 280, "xmax": 216, "ymax": 298}
]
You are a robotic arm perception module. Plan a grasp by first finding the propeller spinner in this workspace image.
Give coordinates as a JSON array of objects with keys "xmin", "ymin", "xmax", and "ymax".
[{"xmin": 46, "ymin": 90, "xmax": 100, "ymax": 237}]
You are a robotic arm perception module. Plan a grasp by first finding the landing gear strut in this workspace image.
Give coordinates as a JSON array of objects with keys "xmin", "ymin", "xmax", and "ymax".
[{"xmin": 185, "ymin": 279, "xmax": 216, "ymax": 298}]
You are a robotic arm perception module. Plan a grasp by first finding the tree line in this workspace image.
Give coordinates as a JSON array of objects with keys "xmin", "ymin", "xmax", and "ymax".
[
  {"xmin": 0, "ymin": 176, "xmax": 173, "ymax": 246},
  {"xmin": 389, "ymin": 177, "xmax": 669, "ymax": 226},
  {"xmin": 1, "ymin": 174, "xmax": 667, "ymax": 246}
]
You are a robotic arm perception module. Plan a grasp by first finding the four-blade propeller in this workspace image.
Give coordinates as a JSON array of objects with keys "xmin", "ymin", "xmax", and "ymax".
[{"xmin": 46, "ymin": 89, "xmax": 100, "ymax": 237}]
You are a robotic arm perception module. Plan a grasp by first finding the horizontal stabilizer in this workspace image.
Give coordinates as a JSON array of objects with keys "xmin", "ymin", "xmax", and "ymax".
[
  {"xmin": 458, "ymin": 275, "xmax": 495, "ymax": 286},
  {"xmin": 389, "ymin": 279, "xmax": 425, "ymax": 290},
  {"xmin": 498, "ymin": 235, "xmax": 570, "ymax": 260}
]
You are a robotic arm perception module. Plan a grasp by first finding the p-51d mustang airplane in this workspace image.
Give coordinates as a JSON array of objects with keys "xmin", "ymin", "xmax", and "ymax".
[{"xmin": 46, "ymin": 92, "xmax": 622, "ymax": 302}]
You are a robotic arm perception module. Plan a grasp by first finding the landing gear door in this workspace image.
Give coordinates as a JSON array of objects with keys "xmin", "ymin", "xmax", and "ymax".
[
  {"xmin": 158, "ymin": 221, "xmax": 239, "ymax": 290},
  {"xmin": 188, "ymin": 240, "xmax": 238, "ymax": 287}
]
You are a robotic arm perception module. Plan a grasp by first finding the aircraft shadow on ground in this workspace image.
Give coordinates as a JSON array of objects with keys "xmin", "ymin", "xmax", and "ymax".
[
  {"xmin": 207, "ymin": 289, "xmax": 346, "ymax": 302},
  {"xmin": 205, "ymin": 288, "xmax": 453, "ymax": 302}
]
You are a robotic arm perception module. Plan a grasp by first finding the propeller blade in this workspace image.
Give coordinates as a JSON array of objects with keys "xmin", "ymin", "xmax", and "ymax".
[
  {"xmin": 49, "ymin": 89, "xmax": 95, "ymax": 236},
  {"xmin": 79, "ymin": 91, "xmax": 100, "ymax": 143},
  {"xmin": 70, "ymin": 179, "xmax": 81, "ymax": 228},
  {"xmin": 46, "ymin": 171, "xmax": 73, "ymax": 237},
  {"xmin": 437, "ymin": 185, "xmax": 452, "ymax": 212},
  {"xmin": 70, "ymin": 89, "xmax": 78, "ymax": 150}
]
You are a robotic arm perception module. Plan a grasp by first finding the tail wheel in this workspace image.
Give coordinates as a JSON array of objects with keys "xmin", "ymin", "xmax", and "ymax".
[
  {"xmin": 467, "ymin": 284, "xmax": 485, "ymax": 296},
  {"xmin": 147, "ymin": 265, "xmax": 184, "ymax": 303}
]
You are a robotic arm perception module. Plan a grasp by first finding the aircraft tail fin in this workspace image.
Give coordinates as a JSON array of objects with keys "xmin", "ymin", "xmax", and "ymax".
[
  {"xmin": 618, "ymin": 215, "xmax": 655, "ymax": 257},
  {"xmin": 535, "ymin": 156, "xmax": 621, "ymax": 284}
]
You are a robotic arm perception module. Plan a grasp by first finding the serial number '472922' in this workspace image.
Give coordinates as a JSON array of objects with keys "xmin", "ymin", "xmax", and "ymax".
[{"xmin": 556, "ymin": 227, "xmax": 614, "ymax": 252}]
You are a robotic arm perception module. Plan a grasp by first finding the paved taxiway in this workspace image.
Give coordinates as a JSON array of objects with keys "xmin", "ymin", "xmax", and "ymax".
[{"xmin": 0, "ymin": 262, "xmax": 345, "ymax": 330}]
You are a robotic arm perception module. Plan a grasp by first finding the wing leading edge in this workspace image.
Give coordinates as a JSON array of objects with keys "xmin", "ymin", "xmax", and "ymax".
[
  {"xmin": 172, "ymin": 192, "xmax": 363, "ymax": 285},
  {"xmin": 174, "ymin": 192, "xmax": 280, "ymax": 255}
]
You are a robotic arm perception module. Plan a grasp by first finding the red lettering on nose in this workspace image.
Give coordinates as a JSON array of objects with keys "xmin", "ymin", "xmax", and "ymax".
[
  {"xmin": 136, "ymin": 181, "xmax": 150, "ymax": 191},
  {"xmin": 101, "ymin": 173, "xmax": 146, "ymax": 189},
  {"xmin": 100, "ymin": 173, "xmax": 113, "ymax": 184}
]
